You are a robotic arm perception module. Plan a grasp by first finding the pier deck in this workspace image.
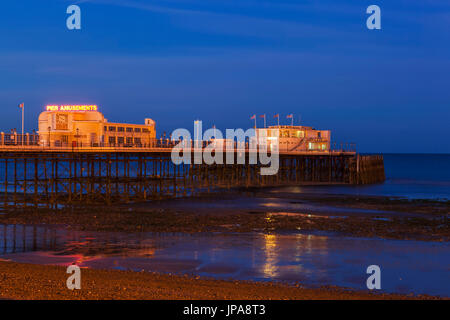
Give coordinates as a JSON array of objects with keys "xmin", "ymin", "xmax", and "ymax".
[{"xmin": 0, "ymin": 144, "xmax": 356, "ymax": 155}]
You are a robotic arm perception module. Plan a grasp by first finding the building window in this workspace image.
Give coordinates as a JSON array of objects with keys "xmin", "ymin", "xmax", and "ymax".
[
  {"xmin": 108, "ymin": 137, "xmax": 116, "ymax": 144},
  {"xmin": 126, "ymin": 137, "xmax": 133, "ymax": 144},
  {"xmin": 104, "ymin": 126, "xmax": 107, "ymax": 132},
  {"xmin": 118, "ymin": 137, "xmax": 124, "ymax": 144},
  {"xmin": 56, "ymin": 114, "xmax": 69, "ymax": 130},
  {"xmin": 134, "ymin": 128, "xmax": 141, "ymax": 133},
  {"xmin": 108, "ymin": 126, "xmax": 116, "ymax": 132},
  {"xmin": 126, "ymin": 127, "xmax": 133, "ymax": 133},
  {"xmin": 318, "ymin": 132, "xmax": 321, "ymax": 138},
  {"xmin": 134, "ymin": 138, "xmax": 141, "ymax": 144},
  {"xmin": 118, "ymin": 127, "xmax": 125, "ymax": 132},
  {"xmin": 142, "ymin": 128, "xmax": 149, "ymax": 133}
]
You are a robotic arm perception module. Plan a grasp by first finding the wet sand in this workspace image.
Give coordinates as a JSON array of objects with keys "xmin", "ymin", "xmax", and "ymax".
[
  {"xmin": 0, "ymin": 191, "xmax": 448, "ymax": 241},
  {"xmin": 0, "ymin": 261, "xmax": 428, "ymax": 300},
  {"xmin": 2, "ymin": 227, "xmax": 448, "ymax": 296}
]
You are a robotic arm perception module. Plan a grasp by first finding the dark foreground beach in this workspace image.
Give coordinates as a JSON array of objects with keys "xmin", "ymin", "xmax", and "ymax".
[
  {"xmin": 0, "ymin": 188, "xmax": 448, "ymax": 299},
  {"xmin": 0, "ymin": 261, "xmax": 430, "ymax": 300}
]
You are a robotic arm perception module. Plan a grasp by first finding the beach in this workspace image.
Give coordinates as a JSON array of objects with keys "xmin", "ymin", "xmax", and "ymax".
[
  {"xmin": 0, "ymin": 261, "xmax": 429, "ymax": 300},
  {"xmin": 0, "ymin": 154, "xmax": 449, "ymax": 299},
  {"xmin": 0, "ymin": 190, "xmax": 448, "ymax": 299},
  {"xmin": 1, "ymin": 191, "xmax": 448, "ymax": 241}
]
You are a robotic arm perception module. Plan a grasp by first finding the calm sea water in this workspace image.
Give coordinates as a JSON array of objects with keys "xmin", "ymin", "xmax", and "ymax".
[
  {"xmin": 282, "ymin": 154, "xmax": 450, "ymax": 200},
  {"xmin": 0, "ymin": 225, "xmax": 448, "ymax": 297}
]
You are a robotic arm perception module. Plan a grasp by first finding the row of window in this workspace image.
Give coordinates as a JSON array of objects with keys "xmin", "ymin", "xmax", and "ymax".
[
  {"xmin": 105, "ymin": 126, "xmax": 150, "ymax": 133},
  {"xmin": 108, "ymin": 137, "xmax": 142, "ymax": 144},
  {"xmin": 266, "ymin": 130, "xmax": 305, "ymax": 138},
  {"xmin": 275, "ymin": 130, "xmax": 323, "ymax": 138},
  {"xmin": 308, "ymin": 142, "xmax": 327, "ymax": 150},
  {"xmin": 280, "ymin": 130, "xmax": 305, "ymax": 138}
]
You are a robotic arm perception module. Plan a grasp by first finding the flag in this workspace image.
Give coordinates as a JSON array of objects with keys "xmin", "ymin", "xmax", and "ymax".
[
  {"xmin": 250, "ymin": 114, "xmax": 256, "ymax": 120},
  {"xmin": 259, "ymin": 114, "xmax": 265, "ymax": 118},
  {"xmin": 18, "ymin": 103, "xmax": 24, "ymax": 109},
  {"xmin": 286, "ymin": 114, "xmax": 293, "ymax": 118},
  {"xmin": 273, "ymin": 114, "xmax": 279, "ymax": 118}
]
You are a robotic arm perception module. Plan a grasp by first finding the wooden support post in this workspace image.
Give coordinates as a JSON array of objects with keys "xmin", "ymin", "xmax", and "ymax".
[
  {"xmin": 23, "ymin": 158, "xmax": 27, "ymax": 206},
  {"xmin": 4, "ymin": 159, "xmax": 8, "ymax": 207},
  {"xmin": 14, "ymin": 158, "xmax": 17, "ymax": 207},
  {"xmin": 34, "ymin": 158, "xmax": 38, "ymax": 206}
]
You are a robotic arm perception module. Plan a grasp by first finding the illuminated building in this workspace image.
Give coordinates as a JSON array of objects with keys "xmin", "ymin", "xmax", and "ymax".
[
  {"xmin": 257, "ymin": 125, "xmax": 331, "ymax": 152},
  {"xmin": 38, "ymin": 105, "xmax": 156, "ymax": 147}
]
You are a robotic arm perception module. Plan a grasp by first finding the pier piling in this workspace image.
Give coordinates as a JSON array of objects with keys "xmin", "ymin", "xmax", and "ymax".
[{"xmin": 0, "ymin": 151, "xmax": 384, "ymax": 208}]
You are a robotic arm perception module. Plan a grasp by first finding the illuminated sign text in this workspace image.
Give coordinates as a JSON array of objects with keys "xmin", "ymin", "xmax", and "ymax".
[{"xmin": 46, "ymin": 105, "xmax": 98, "ymax": 112}]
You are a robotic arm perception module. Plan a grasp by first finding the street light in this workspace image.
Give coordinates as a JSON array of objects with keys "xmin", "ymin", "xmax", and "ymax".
[
  {"xmin": 76, "ymin": 128, "xmax": 80, "ymax": 148},
  {"xmin": 47, "ymin": 126, "xmax": 51, "ymax": 147}
]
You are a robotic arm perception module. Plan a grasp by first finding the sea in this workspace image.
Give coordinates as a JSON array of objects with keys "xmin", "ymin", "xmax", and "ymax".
[{"xmin": 286, "ymin": 153, "xmax": 450, "ymax": 200}]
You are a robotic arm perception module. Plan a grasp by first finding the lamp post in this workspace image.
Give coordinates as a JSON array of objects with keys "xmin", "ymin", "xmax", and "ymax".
[
  {"xmin": 47, "ymin": 126, "xmax": 51, "ymax": 147},
  {"xmin": 18, "ymin": 103, "xmax": 24, "ymax": 146},
  {"xmin": 76, "ymin": 128, "xmax": 79, "ymax": 148}
]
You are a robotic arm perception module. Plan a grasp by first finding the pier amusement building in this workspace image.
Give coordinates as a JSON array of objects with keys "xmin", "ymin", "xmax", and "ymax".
[
  {"xmin": 257, "ymin": 125, "xmax": 331, "ymax": 152},
  {"xmin": 38, "ymin": 105, "xmax": 156, "ymax": 147}
]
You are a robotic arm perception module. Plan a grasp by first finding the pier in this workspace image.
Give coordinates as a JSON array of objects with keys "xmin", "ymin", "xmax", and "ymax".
[{"xmin": 0, "ymin": 142, "xmax": 385, "ymax": 208}]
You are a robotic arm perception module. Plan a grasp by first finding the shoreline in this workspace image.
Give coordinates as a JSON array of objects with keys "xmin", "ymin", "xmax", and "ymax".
[
  {"xmin": 0, "ymin": 191, "xmax": 448, "ymax": 300},
  {"xmin": 0, "ymin": 192, "xmax": 448, "ymax": 241},
  {"xmin": 0, "ymin": 261, "xmax": 437, "ymax": 300}
]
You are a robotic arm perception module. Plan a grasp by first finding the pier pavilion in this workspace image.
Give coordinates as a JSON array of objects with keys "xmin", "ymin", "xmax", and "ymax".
[
  {"xmin": 37, "ymin": 105, "xmax": 156, "ymax": 147},
  {"xmin": 257, "ymin": 125, "xmax": 331, "ymax": 152}
]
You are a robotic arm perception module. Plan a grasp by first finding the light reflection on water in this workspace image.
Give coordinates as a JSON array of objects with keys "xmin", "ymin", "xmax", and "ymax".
[{"xmin": 0, "ymin": 224, "xmax": 448, "ymax": 297}]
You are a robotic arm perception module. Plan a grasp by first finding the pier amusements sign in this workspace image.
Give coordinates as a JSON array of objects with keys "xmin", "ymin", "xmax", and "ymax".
[{"xmin": 46, "ymin": 105, "xmax": 98, "ymax": 112}]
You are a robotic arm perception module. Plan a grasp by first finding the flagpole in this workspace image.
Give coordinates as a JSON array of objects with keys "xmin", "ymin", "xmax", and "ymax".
[
  {"xmin": 264, "ymin": 114, "xmax": 266, "ymax": 128},
  {"xmin": 291, "ymin": 114, "xmax": 294, "ymax": 126},
  {"xmin": 21, "ymin": 104, "xmax": 24, "ymax": 146}
]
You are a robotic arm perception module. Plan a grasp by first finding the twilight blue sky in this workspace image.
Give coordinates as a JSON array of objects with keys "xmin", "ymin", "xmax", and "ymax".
[{"xmin": 0, "ymin": 0, "xmax": 449, "ymax": 153}]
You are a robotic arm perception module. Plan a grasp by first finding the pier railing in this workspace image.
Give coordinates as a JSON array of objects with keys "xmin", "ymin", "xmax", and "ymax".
[
  {"xmin": 0, "ymin": 134, "xmax": 357, "ymax": 155},
  {"xmin": 0, "ymin": 133, "xmax": 40, "ymax": 146}
]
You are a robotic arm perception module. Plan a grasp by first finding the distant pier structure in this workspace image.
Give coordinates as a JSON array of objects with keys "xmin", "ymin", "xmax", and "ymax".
[
  {"xmin": 0, "ymin": 105, "xmax": 385, "ymax": 207},
  {"xmin": 0, "ymin": 147, "xmax": 384, "ymax": 208}
]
